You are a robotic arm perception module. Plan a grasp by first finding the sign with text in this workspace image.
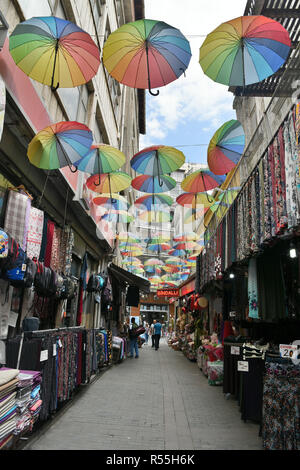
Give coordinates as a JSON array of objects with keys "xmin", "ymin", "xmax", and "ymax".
[{"xmin": 157, "ymin": 289, "xmax": 179, "ymax": 298}]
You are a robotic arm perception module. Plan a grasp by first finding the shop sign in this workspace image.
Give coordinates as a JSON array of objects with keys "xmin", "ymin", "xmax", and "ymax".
[
  {"xmin": 279, "ymin": 344, "xmax": 298, "ymax": 360},
  {"xmin": 237, "ymin": 361, "xmax": 249, "ymax": 372},
  {"xmin": 180, "ymin": 280, "xmax": 195, "ymax": 297},
  {"xmin": 157, "ymin": 289, "xmax": 179, "ymax": 298}
]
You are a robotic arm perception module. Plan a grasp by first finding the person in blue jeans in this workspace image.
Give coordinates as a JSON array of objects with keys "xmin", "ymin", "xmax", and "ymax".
[
  {"xmin": 153, "ymin": 320, "xmax": 162, "ymax": 350},
  {"xmin": 129, "ymin": 317, "xmax": 139, "ymax": 358}
]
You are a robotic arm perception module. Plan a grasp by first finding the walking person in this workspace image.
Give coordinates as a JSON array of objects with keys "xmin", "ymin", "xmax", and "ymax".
[
  {"xmin": 144, "ymin": 324, "xmax": 149, "ymax": 344},
  {"xmin": 153, "ymin": 319, "xmax": 162, "ymax": 350},
  {"xmin": 128, "ymin": 317, "xmax": 139, "ymax": 358},
  {"xmin": 150, "ymin": 320, "xmax": 156, "ymax": 348}
]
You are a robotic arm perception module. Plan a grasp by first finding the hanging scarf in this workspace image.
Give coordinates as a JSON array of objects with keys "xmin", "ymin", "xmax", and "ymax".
[{"xmin": 248, "ymin": 258, "xmax": 259, "ymax": 319}]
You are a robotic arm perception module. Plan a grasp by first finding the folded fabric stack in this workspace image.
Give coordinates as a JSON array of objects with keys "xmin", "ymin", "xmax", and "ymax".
[
  {"xmin": 0, "ymin": 369, "xmax": 19, "ymax": 449},
  {"xmin": 16, "ymin": 370, "xmax": 42, "ymax": 434}
]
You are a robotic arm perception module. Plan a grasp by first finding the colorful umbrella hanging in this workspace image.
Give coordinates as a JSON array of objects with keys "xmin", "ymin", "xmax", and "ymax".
[
  {"xmin": 9, "ymin": 16, "xmax": 100, "ymax": 90},
  {"xmin": 145, "ymin": 234, "xmax": 172, "ymax": 244},
  {"xmin": 183, "ymin": 207, "xmax": 209, "ymax": 225},
  {"xmin": 76, "ymin": 144, "xmax": 126, "ymax": 182},
  {"xmin": 165, "ymin": 257, "xmax": 186, "ymax": 266},
  {"xmin": 138, "ymin": 210, "xmax": 172, "ymax": 224},
  {"xmin": 162, "ymin": 265, "xmax": 180, "ymax": 273},
  {"xmin": 27, "ymin": 121, "xmax": 93, "ymax": 171},
  {"xmin": 144, "ymin": 258, "xmax": 164, "ymax": 267},
  {"xmin": 131, "ymin": 146, "xmax": 185, "ymax": 176},
  {"xmin": 103, "ymin": 19, "xmax": 191, "ymax": 96},
  {"xmin": 117, "ymin": 232, "xmax": 141, "ymax": 243},
  {"xmin": 101, "ymin": 210, "xmax": 133, "ymax": 224},
  {"xmin": 86, "ymin": 171, "xmax": 132, "ymax": 194},
  {"xmin": 176, "ymin": 192, "xmax": 216, "ymax": 209},
  {"xmin": 147, "ymin": 243, "xmax": 171, "ymax": 253},
  {"xmin": 135, "ymin": 194, "xmax": 173, "ymax": 211},
  {"xmin": 181, "ymin": 170, "xmax": 226, "ymax": 194},
  {"xmin": 93, "ymin": 193, "xmax": 129, "ymax": 211},
  {"xmin": 168, "ymin": 249, "xmax": 189, "ymax": 257},
  {"xmin": 199, "ymin": 15, "xmax": 291, "ymax": 88},
  {"xmin": 121, "ymin": 249, "xmax": 143, "ymax": 257},
  {"xmin": 173, "ymin": 241, "xmax": 200, "ymax": 251},
  {"xmin": 173, "ymin": 232, "xmax": 199, "ymax": 242},
  {"xmin": 207, "ymin": 120, "xmax": 245, "ymax": 175},
  {"xmin": 122, "ymin": 257, "xmax": 141, "ymax": 266},
  {"xmin": 132, "ymin": 174, "xmax": 176, "ymax": 194}
]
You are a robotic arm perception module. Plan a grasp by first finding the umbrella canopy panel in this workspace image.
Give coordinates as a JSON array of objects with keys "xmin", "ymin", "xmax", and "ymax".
[
  {"xmin": 103, "ymin": 19, "xmax": 191, "ymax": 94},
  {"xmin": 199, "ymin": 15, "xmax": 291, "ymax": 87},
  {"xmin": 9, "ymin": 16, "xmax": 100, "ymax": 89}
]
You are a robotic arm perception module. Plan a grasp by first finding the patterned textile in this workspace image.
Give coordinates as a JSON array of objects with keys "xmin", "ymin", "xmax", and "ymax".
[
  {"xmin": 4, "ymin": 190, "xmax": 31, "ymax": 250},
  {"xmin": 262, "ymin": 359, "xmax": 300, "ymax": 450},
  {"xmin": 284, "ymin": 113, "xmax": 300, "ymax": 228},
  {"xmin": 26, "ymin": 207, "xmax": 44, "ymax": 260},
  {"xmin": 50, "ymin": 226, "xmax": 62, "ymax": 272},
  {"xmin": 59, "ymin": 226, "xmax": 74, "ymax": 275},
  {"xmin": 44, "ymin": 220, "xmax": 55, "ymax": 268},
  {"xmin": 248, "ymin": 258, "xmax": 259, "ymax": 319}
]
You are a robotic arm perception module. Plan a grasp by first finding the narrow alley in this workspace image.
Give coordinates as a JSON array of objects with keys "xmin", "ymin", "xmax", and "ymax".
[{"xmin": 23, "ymin": 339, "xmax": 262, "ymax": 451}]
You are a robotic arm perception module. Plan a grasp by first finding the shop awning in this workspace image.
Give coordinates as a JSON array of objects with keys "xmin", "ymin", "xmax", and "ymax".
[{"xmin": 108, "ymin": 263, "xmax": 150, "ymax": 293}]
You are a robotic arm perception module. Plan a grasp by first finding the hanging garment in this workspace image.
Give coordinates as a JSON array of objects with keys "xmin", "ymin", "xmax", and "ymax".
[
  {"xmin": 126, "ymin": 286, "xmax": 139, "ymax": 307},
  {"xmin": 44, "ymin": 220, "xmax": 55, "ymax": 268},
  {"xmin": 4, "ymin": 191, "xmax": 31, "ymax": 251},
  {"xmin": 50, "ymin": 226, "xmax": 62, "ymax": 272},
  {"xmin": 284, "ymin": 114, "xmax": 300, "ymax": 228},
  {"xmin": 248, "ymin": 258, "xmax": 259, "ymax": 319},
  {"xmin": 26, "ymin": 207, "xmax": 44, "ymax": 260}
]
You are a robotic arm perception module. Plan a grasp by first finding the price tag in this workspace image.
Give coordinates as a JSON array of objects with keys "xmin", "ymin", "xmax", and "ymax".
[
  {"xmin": 280, "ymin": 344, "xmax": 298, "ymax": 360},
  {"xmin": 40, "ymin": 350, "xmax": 48, "ymax": 362},
  {"xmin": 231, "ymin": 346, "xmax": 240, "ymax": 355},
  {"xmin": 58, "ymin": 339, "xmax": 62, "ymax": 348},
  {"xmin": 237, "ymin": 361, "xmax": 249, "ymax": 372},
  {"xmin": 22, "ymin": 264, "xmax": 27, "ymax": 272},
  {"xmin": 53, "ymin": 344, "xmax": 56, "ymax": 356}
]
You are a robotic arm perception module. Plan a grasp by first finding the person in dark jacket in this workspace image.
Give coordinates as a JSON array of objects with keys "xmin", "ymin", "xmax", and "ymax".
[{"xmin": 128, "ymin": 317, "xmax": 139, "ymax": 358}]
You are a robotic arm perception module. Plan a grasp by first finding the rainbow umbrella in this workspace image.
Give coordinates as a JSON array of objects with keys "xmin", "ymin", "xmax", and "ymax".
[
  {"xmin": 144, "ymin": 266, "xmax": 162, "ymax": 275},
  {"xmin": 207, "ymin": 120, "xmax": 245, "ymax": 175},
  {"xmin": 162, "ymin": 265, "xmax": 180, "ymax": 273},
  {"xmin": 144, "ymin": 258, "xmax": 164, "ymax": 267},
  {"xmin": 93, "ymin": 194, "xmax": 129, "ymax": 211},
  {"xmin": 121, "ymin": 249, "xmax": 143, "ymax": 257},
  {"xmin": 149, "ymin": 276, "xmax": 161, "ymax": 285},
  {"xmin": 173, "ymin": 232, "xmax": 199, "ymax": 242},
  {"xmin": 168, "ymin": 249, "xmax": 188, "ymax": 257},
  {"xmin": 174, "ymin": 241, "xmax": 200, "ymax": 250},
  {"xmin": 165, "ymin": 257, "xmax": 186, "ymax": 266},
  {"xmin": 132, "ymin": 174, "xmax": 176, "ymax": 193},
  {"xmin": 86, "ymin": 171, "xmax": 132, "ymax": 194},
  {"xmin": 183, "ymin": 208, "xmax": 209, "ymax": 225},
  {"xmin": 103, "ymin": 19, "xmax": 191, "ymax": 96},
  {"xmin": 138, "ymin": 211, "xmax": 172, "ymax": 224},
  {"xmin": 101, "ymin": 210, "xmax": 133, "ymax": 224},
  {"xmin": 27, "ymin": 121, "xmax": 93, "ymax": 171},
  {"xmin": 131, "ymin": 146, "xmax": 185, "ymax": 176},
  {"xmin": 181, "ymin": 170, "xmax": 226, "ymax": 194},
  {"xmin": 117, "ymin": 232, "xmax": 141, "ymax": 243},
  {"xmin": 145, "ymin": 234, "xmax": 171, "ymax": 243},
  {"xmin": 122, "ymin": 257, "xmax": 141, "ymax": 266},
  {"xmin": 176, "ymin": 192, "xmax": 216, "ymax": 208},
  {"xmin": 147, "ymin": 243, "xmax": 171, "ymax": 253},
  {"xmin": 9, "ymin": 16, "xmax": 100, "ymax": 90},
  {"xmin": 76, "ymin": 144, "xmax": 126, "ymax": 181},
  {"xmin": 199, "ymin": 16, "xmax": 291, "ymax": 88},
  {"xmin": 135, "ymin": 194, "xmax": 173, "ymax": 211}
]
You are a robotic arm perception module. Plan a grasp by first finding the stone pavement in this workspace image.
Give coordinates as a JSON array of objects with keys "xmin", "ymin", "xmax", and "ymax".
[{"xmin": 24, "ymin": 338, "xmax": 263, "ymax": 450}]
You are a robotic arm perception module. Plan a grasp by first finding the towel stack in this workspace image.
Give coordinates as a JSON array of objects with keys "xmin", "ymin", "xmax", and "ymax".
[{"xmin": 15, "ymin": 370, "xmax": 42, "ymax": 435}]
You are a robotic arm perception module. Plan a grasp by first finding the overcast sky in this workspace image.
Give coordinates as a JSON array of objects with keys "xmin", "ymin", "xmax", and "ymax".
[{"xmin": 140, "ymin": 0, "xmax": 247, "ymax": 164}]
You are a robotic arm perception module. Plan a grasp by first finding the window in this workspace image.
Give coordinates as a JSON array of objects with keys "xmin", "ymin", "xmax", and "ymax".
[
  {"xmin": 58, "ymin": 85, "xmax": 89, "ymax": 122},
  {"xmin": 18, "ymin": 0, "xmax": 52, "ymax": 18}
]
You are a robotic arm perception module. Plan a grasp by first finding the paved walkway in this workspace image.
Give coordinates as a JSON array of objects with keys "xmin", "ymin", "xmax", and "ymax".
[{"xmin": 24, "ymin": 339, "xmax": 263, "ymax": 450}]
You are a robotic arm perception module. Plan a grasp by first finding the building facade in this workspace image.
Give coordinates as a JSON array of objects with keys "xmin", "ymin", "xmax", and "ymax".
[{"xmin": 0, "ymin": 0, "xmax": 145, "ymax": 333}]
